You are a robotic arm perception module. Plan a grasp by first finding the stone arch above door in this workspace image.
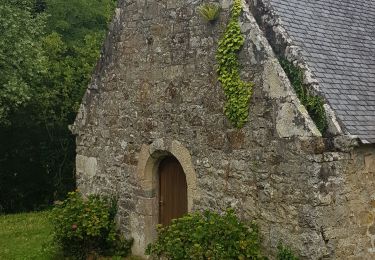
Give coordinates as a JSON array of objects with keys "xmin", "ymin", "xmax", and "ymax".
[
  {"xmin": 131, "ymin": 139, "xmax": 198, "ymax": 256},
  {"xmin": 137, "ymin": 139, "xmax": 198, "ymax": 211}
]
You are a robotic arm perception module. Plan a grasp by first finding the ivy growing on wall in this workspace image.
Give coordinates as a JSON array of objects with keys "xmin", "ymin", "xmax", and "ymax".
[
  {"xmin": 216, "ymin": 0, "xmax": 254, "ymax": 128},
  {"xmin": 279, "ymin": 59, "xmax": 328, "ymax": 134}
]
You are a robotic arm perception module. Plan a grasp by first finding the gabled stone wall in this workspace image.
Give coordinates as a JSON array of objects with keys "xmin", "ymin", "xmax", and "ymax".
[{"xmin": 72, "ymin": 0, "xmax": 375, "ymax": 258}]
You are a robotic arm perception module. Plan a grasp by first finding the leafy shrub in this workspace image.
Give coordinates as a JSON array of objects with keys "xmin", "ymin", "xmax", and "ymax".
[
  {"xmin": 50, "ymin": 191, "xmax": 132, "ymax": 259},
  {"xmin": 277, "ymin": 243, "xmax": 299, "ymax": 260},
  {"xmin": 146, "ymin": 209, "xmax": 264, "ymax": 259},
  {"xmin": 198, "ymin": 3, "xmax": 221, "ymax": 22}
]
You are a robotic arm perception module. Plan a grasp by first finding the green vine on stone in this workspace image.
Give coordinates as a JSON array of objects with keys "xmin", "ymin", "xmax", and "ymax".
[
  {"xmin": 216, "ymin": 0, "xmax": 254, "ymax": 128},
  {"xmin": 279, "ymin": 59, "xmax": 328, "ymax": 134}
]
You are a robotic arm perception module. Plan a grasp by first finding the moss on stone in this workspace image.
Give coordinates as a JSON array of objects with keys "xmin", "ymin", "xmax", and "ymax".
[{"xmin": 279, "ymin": 59, "xmax": 328, "ymax": 134}]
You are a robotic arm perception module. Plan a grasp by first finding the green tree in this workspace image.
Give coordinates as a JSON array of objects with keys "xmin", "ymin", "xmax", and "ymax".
[
  {"xmin": 0, "ymin": 0, "xmax": 117, "ymax": 213},
  {"xmin": 39, "ymin": 0, "xmax": 116, "ymax": 124},
  {"xmin": 45, "ymin": 0, "xmax": 116, "ymax": 45},
  {"xmin": 0, "ymin": 1, "xmax": 47, "ymax": 125}
]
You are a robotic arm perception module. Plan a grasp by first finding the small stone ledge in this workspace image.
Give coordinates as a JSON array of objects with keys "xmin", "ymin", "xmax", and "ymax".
[{"xmin": 331, "ymin": 135, "xmax": 360, "ymax": 153}]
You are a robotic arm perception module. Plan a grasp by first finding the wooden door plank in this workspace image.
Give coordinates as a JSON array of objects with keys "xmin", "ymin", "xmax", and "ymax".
[{"xmin": 159, "ymin": 157, "xmax": 187, "ymax": 225}]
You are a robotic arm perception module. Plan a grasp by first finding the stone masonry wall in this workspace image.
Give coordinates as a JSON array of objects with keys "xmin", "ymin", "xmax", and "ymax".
[
  {"xmin": 72, "ymin": 0, "xmax": 375, "ymax": 258},
  {"xmin": 316, "ymin": 144, "xmax": 375, "ymax": 259},
  {"xmin": 247, "ymin": 0, "xmax": 375, "ymax": 257}
]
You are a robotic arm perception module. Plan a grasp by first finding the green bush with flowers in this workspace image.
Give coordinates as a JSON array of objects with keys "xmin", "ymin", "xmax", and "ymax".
[
  {"xmin": 50, "ymin": 191, "xmax": 132, "ymax": 259},
  {"xmin": 146, "ymin": 209, "xmax": 265, "ymax": 259}
]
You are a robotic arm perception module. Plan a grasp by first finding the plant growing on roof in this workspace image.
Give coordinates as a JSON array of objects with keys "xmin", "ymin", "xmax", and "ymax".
[
  {"xmin": 216, "ymin": 0, "xmax": 254, "ymax": 128},
  {"xmin": 198, "ymin": 3, "xmax": 221, "ymax": 22}
]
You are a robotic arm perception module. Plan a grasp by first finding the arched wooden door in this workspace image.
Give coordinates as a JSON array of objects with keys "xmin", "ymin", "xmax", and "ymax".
[{"xmin": 159, "ymin": 157, "xmax": 187, "ymax": 225}]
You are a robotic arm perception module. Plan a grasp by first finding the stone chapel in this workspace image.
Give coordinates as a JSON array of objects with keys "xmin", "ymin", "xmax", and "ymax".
[{"xmin": 72, "ymin": 0, "xmax": 375, "ymax": 258}]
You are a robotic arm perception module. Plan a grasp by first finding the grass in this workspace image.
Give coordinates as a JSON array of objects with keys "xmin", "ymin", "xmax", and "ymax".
[
  {"xmin": 0, "ymin": 211, "xmax": 144, "ymax": 260},
  {"xmin": 0, "ymin": 210, "xmax": 59, "ymax": 260}
]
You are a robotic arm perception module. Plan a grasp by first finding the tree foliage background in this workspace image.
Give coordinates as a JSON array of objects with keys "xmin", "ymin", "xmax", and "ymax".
[{"xmin": 0, "ymin": 0, "xmax": 116, "ymax": 213}]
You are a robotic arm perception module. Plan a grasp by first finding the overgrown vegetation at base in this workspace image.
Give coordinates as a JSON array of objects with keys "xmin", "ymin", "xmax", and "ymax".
[
  {"xmin": 0, "ymin": 209, "xmax": 141, "ymax": 259},
  {"xmin": 216, "ymin": 0, "xmax": 254, "ymax": 128},
  {"xmin": 0, "ymin": 0, "xmax": 116, "ymax": 214},
  {"xmin": 0, "ymin": 206, "xmax": 297, "ymax": 260},
  {"xmin": 146, "ymin": 209, "xmax": 264, "ymax": 259},
  {"xmin": 279, "ymin": 59, "xmax": 327, "ymax": 134},
  {"xmin": 51, "ymin": 191, "xmax": 133, "ymax": 259},
  {"xmin": 146, "ymin": 208, "xmax": 299, "ymax": 260}
]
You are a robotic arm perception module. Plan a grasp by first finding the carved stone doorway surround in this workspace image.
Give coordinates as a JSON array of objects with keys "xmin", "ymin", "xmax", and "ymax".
[{"xmin": 130, "ymin": 139, "xmax": 198, "ymax": 256}]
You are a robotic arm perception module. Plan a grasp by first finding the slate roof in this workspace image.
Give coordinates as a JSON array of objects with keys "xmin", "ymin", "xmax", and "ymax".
[{"xmin": 269, "ymin": 0, "xmax": 375, "ymax": 143}]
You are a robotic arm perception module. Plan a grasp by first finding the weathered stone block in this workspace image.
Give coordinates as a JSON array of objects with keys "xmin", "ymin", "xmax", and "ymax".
[{"xmin": 76, "ymin": 155, "xmax": 97, "ymax": 178}]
